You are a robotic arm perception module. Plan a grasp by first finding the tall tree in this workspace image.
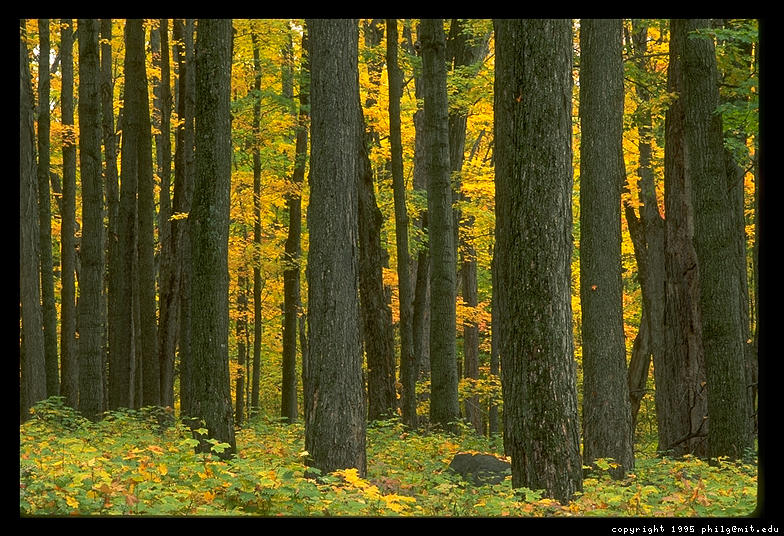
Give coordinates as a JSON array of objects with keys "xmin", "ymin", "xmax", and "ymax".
[
  {"xmin": 249, "ymin": 28, "xmax": 264, "ymax": 416},
  {"xmin": 659, "ymin": 19, "xmax": 708, "ymax": 457},
  {"xmin": 189, "ymin": 17, "xmax": 236, "ymax": 458},
  {"xmin": 20, "ymin": 25, "xmax": 48, "ymax": 418},
  {"xmin": 156, "ymin": 19, "xmax": 179, "ymax": 409},
  {"xmin": 387, "ymin": 18, "xmax": 417, "ymax": 429},
  {"xmin": 131, "ymin": 20, "xmax": 160, "ymax": 408},
  {"xmin": 235, "ymin": 270, "xmax": 248, "ymax": 425},
  {"xmin": 176, "ymin": 19, "xmax": 196, "ymax": 420},
  {"xmin": 421, "ymin": 18, "xmax": 460, "ymax": 431},
  {"xmin": 579, "ymin": 18, "xmax": 634, "ymax": 478},
  {"xmin": 494, "ymin": 18, "xmax": 582, "ymax": 504},
  {"xmin": 623, "ymin": 19, "xmax": 666, "ymax": 433},
  {"xmin": 682, "ymin": 18, "xmax": 752, "ymax": 458},
  {"xmin": 304, "ymin": 18, "xmax": 366, "ymax": 477},
  {"xmin": 446, "ymin": 18, "xmax": 490, "ymax": 433},
  {"xmin": 357, "ymin": 20, "xmax": 397, "ymax": 422},
  {"xmin": 60, "ymin": 19, "xmax": 79, "ymax": 408},
  {"xmin": 77, "ymin": 18, "xmax": 106, "ymax": 421},
  {"xmin": 37, "ymin": 19, "xmax": 59, "ymax": 397}
]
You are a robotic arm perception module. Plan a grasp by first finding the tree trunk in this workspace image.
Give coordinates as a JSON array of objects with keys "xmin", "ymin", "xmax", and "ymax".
[
  {"xmin": 682, "ymin": 18, "xmax": 751, "ymax": 459},
  {"xmin": 189, "ymin": 17, "xmax": 236, "ymax": 459},
  {"xmin": 304, "ymin": 18, "xmax": 366, "ymax": 477},
  {"xmin": 659, "ymin": 19, "xmax": 709, "ymax": 457},
  {"xmin": 77, "ymin": 19, "xmax": 106, "ymax": 421},
  {"xmin": 156, "ymin": 19, "xmax": 178, "ymax": 409},
  {"xmin": 235, "ymin": 270, "xmax": 248, "ymax": 425},
  {"xmin": 281, "ymin": 25, "xmax": 306, "ymax": 423},
  {"xmin": 493, "ymin": 18, "xmax": 582, "ymax": 504},
  {"xmin": 20, "ymin": 26, "xmax": 48, "ymax": 418},
  {"xmin": 579, "ymin": 18, "xmax": 634, "ymax": 478},
  {"xmin": 387, "ymin": 18, "xmax": 417, "ymax": 429},
  {"xmin": 250, "ymin": 28, "xmax": 264, "ymax": 416},
  {"xmin": 421, "ymin": 18, "xmax": 460, "ymax": 431},
  {"xmin": 174, "ymin": 19, "xmax": 196, "ymax": 420},
  {"xmin": 60, "ymin": 19, "xmax": 79, "ymax": 409}
]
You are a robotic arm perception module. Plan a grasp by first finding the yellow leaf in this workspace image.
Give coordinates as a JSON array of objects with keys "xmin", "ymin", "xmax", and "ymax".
[
  {"xmin": 66, "ymin": 496, "xmax": 79, "ymax": 509},
  {"xmin": 158, "ymin": 463, "xmax": 168, "ymax": 476}
]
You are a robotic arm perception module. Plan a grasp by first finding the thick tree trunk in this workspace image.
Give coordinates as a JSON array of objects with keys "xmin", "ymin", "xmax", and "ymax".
[
  {"xmin": 387, "ymin": 18, "xmax": 417, "ymax": 429},
  {"xmin": 174, "ymin": 19, "xmax": 196, "ymax": 420},
  {"xmin": 37, "ymin": 19, "xmax": 60, "ymax": 397},
  {"xmin": 494, "ymin": 18, "xmax": 582, "ymax": 504},
  {"xmin": 421, "ymin": 18, "xmax": 460, "ymax": 431},
  {"xmin": 60, "ymin": 19, "xmax": 79, "ymax": 409},
  {"xmin": 77, "ymin": 19, "xmax": 106, "ymax": 421},
  {"xmin": 682, "ymin": 18, "xmax": 751, "ymax": 459},
  {"xmin": 304, "ymin": 18, "xmax": 367, "ymax": 477},
  {"xmin": 20, "ymin": 28, "xmax": 48, "ymax": 418},
  {"xmin": 579, "ymin": 18, "xmax": 634, "ymax": 478},
  {"xmin": 189, "ymin": 18, "xmax": 237, "ymax": 458},
  {"xmin": 659, "ymin": 19, "xmax": 708, "ymax": 457}
]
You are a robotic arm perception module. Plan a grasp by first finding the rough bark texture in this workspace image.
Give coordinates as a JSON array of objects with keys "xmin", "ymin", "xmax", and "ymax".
[
  {"xmin": 60, "ymin": 19, "xmax": 79, "ymax": 408},
  {"xmin": 579, "ymin": 18, "xmax": 634, "ymax": 478},
  {"xmin": 304, "ymin": 18, "xmax": 367, "ymax": 477},
  {"xmin": 659, "ymin": 19, "xmax": 709, "ymax": 457},
  {"xmin": 387, "ymin": 18, "xmax": 417, "ymax": 429},
  {"xmin": 20, "ymin": 28, "xmax": 48, "ymax": 418},
  {"xmin": 37, "ymin": 19, "xmax": 60, "ymax": 397},
  {"xmin": 77, "ymin": 19, "xmax": 106, "ymax": 421},
  {"xmin": 281, "ymin": 26, "xmax": 305, "ymax": 423},
  {"xmin": 493, "ymin": 18, "xmax": 583, "ymax": 504},
  {"xmin": 189, "ymin": 18, "xmax": 236, "ymax": 458},
  {"xmin": 682, "ymin": 18, "xmax": 751, "ymax": 459},
  {"xmin": 174, "ymin": 19, "xmax": 196, "ymax": 420},
  {"xmin": 421, "ymin": 18, "xmax": 460, "ymax": 431}
]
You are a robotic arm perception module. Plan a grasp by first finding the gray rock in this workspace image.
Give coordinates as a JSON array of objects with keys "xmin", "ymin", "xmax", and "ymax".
[{"xmin": 449, "ymin": 452, "xmax": 511, "ymax": 486}]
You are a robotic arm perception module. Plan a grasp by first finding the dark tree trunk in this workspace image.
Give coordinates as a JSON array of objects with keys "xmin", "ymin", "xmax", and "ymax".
[
  {"xmin": 177, "ymin": 19, "xmax": 196, "ymax": 421},
  {"xmin": 250, "ymin": 29, "xmax": 264, "ymax": 416},
  {"xmin": 60, "ymin": 19, "xmax": 79, "ymax": 409},
  {"xmin": 156, "ymin": 19, "xmax": 178, "ymax": 409},
  {"xmin": 682, "ymin": 18, "xmax": 752, "ymax": 459},
  {"xmin": 174, "ymin": 19, "xmax": 196, "ymax": 420},
  {"xmin": 579, "ymin": 18, "xmax": 634, "ymax": 478},
  {"xmin": 281, "ymin": 25, "xmax": 306, "ymax": 423},
  {"xmin": 387, "ymin": 18, "xmax": 417, "ymax": 429},
  {"xmin": 37, "ymin": 19, "xmax": 60, "ymax": 397},
  {"xmin": 77, "ymin": 19, "xmax": 106, "ymax": 421},
  {"xmin": 493, "ymin": 18, "xmax": 582, "ymax": 504},
  {"xmin": 20, "ymin": 27, "xmax": 48, "ymax": 418},
  {"xmin": 421, "ymin": 18, "xmax": 460, "ymax": 431},
  {"xmin": 304, "ymin": 18, "xmax": 367, "ymax": 477},
  {"xmin": 659, "ymin": 19, "xmax": 709, "ymax": 457},
  {"xmin": 189, "ymin": 18, "xmax": 236, "ymax": 458},
  {"xmin": 623, "ymin": 19, "xmax": 667, "ymax": 435}
]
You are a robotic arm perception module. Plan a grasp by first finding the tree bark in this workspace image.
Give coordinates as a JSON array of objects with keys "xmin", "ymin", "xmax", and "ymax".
[
  {"xmin": 37, "ymin": 19, "xmax": 60, "ymax": 397},
  {"xmin": 494, "ymin": 18, "xmax": 582, "ymax": 504},
  {"xmin": 20, "ymin": 26, "xmax": 48, "ymax": 418},
  {"xmin": 421, "ymin": 18, "xmax": 460, "ymax": 431},
  {"xmin": 174, "ymin": 19, "xmax": 196, "ymax": 420},
  {"xmin": 60, "ymin": 19, "xmax": 79, "ymax": 408},
  {"xmin": 250, "ymin": 28, "xmax": 264, "ymax": 416},
  {"xmin": 387, "ymin": 18, "xmax": 417, "ymax": 429},
  {"xmin": 189, "ymin": 17, "xmax": 236, "ymax": 458},
  {"xmin": 659, "ymin": 19, "xmax": 709, "ymax": 457},
  {"xmin": 304, "ymin": 18, "xmax": 366, "ymax": 477},
  {"xmin": 579, "ymin": 18, "xmax": 634, "ymax": 478},
  {"xmin": 682, "ymin": 18, "xmax": 752, "ymax": 459},
  {"xmin": 77, "ymin": 19, "xmax": 106, "ymax": 421}
]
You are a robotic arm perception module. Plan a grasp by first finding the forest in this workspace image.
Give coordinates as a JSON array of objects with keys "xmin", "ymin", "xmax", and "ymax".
[{"xmin": 19, "ymin": 18, "xmax": 762, "ymax": 518}]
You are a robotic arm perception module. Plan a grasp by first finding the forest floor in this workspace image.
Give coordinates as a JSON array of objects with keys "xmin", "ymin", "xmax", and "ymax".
[{"xmin": 19, "ymin": 397, "xmax": 758, "ymax": 517}]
